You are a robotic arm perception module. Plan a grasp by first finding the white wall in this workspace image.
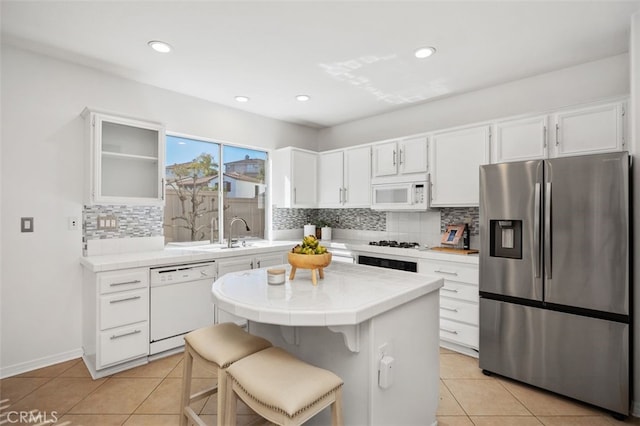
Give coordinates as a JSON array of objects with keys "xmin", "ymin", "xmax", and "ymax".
[
  {"xmin": 317, "ymin": 54, "xmax": 630, "ymax": 150},
  {"xmin": 630, "ymin": 10, "xmax": 640, "ymax": 417},
  {"xmin": 0, "ymin": 44, "xmax": 317, "ymax": 376}
]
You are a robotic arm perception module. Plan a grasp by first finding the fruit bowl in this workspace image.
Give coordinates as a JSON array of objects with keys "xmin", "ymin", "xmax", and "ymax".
[{"xmin": 288, "ymin": 252, "xmax": 332, "ymax": 285}]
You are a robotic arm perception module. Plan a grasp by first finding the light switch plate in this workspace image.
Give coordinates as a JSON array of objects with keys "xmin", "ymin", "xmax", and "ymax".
[{"xmin": 21, "ymin": 217, "xmax": 34, "ymax": 232}]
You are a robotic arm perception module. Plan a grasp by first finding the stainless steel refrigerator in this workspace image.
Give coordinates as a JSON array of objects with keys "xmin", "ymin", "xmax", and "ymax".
[{"xmin": 479, "ymin": 152, "xmax": 630, "ymax": 416}]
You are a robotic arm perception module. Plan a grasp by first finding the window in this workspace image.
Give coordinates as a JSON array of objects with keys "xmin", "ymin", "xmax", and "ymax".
[{"xmin": 164, "ymin": 134, "xmax": 267, "ymax": 243}]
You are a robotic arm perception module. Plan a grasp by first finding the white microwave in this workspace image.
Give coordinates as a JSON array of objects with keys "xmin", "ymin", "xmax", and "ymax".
[{"xmin": 371, "ymin": 181, "xmax": 430, "ymax": 211}]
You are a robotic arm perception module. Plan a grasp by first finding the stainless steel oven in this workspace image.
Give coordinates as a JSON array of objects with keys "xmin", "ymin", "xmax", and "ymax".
[{"xmin": 357, "ymin": 254, "xmax": 417, "ymax": 272}]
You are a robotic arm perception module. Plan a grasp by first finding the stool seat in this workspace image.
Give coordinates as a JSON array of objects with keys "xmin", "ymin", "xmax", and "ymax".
[
  {"xmin": 226, "ymin": 347, "xmax": 344, "ymax": 425},
  {"xmin": 179, "ymin": 323, "xmax": 272, "ymax": 426},
  {"xmin": 185, "ymin": 322, "xmax": 272, "ymax": 368}
]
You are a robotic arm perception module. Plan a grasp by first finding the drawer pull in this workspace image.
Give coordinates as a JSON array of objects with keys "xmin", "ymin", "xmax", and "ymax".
[
  {"xmin": 110, "ymin": 329, "xmax": 142, "ymax": 340},
  {"xmin": 110, "ymin": 279, "xmax": 141, "ymax": 287},
  {"xmin": 434, "ymin": 269, "xmax": 458, "ymax": 276},
  {"xmin": 110, "ymin": 295, "xmax": 142, "ymax": 304},
  {"xmin": 441, "ymin": 287, "xmax": 458, "ymax": 293},
  {"xmin": 440, "ymin": 306, "xmax": 459, "ymax": 312},
  {"xmin": 440, "ymin": 327, "xmax": 459, "ymax": 335}
]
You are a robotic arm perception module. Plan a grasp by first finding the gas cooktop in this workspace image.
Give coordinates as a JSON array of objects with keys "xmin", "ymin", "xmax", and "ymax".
[{"xmin": 368, "ymin": 240, "xmax": 420, "ymax": 249}]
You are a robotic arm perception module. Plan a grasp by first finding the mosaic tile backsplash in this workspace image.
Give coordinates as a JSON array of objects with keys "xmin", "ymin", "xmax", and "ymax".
[
  {"xmin": 272, "ymin": 208, "xmax": 386, "ymax": 231},
  {"xmin": 83, "ymin": 205, "xmax": 164, "ymax": 249},
  {"xmin": 440, "ymin": 207, "xmax": 479, "ymax": 236}
]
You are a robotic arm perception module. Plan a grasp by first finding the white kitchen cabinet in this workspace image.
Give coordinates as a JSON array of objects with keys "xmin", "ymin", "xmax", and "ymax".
[
  {"xmin": 551, "ymin": 101, "xmax": 626, "ymax": 157},
  {"xmin": 419, "ymin": 258, "xmax": 479, "ymax": 357},
  {"xmin": 372, "ymin": 135, "xmax": 428, "ymax": 179},
  {"xmin": 318, "ymin": 146, "xmax": 371, "ymax": 208},
  {"xmin": 429, "ymin": 125, "xmax": 490, "ymax": 207},
  {"xmin": 217, "ymin": 252, "xmax": 286, "ymax": 276},
  {"xmin": 82, "ymin": 267, "xmax": 150, "ymax": 378},
  {"xmin": 492, "ymin": 115, "xmax": 549, "ymax": 163},
  {"xmin": 271, "ymin": 147, "xmax": 317, "ymax": 208},
  {"xmin": 82, "ymin": 108, "xmax": 165, "ymax": 205}
]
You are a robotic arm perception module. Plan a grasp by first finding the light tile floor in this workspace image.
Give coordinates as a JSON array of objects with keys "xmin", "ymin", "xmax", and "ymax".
[{"xmin": 1, "ymin": 348, "xmax": 639, "ymax": 425}]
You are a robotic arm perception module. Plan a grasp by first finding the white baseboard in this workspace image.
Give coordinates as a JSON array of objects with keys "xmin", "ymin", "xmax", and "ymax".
[{"xmin": 0, "ymin": 348, "xmax": 83, "ymax": 379}]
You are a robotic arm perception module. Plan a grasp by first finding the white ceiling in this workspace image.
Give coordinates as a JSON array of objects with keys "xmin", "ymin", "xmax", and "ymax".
[{"xmin": 2, "ymin": 1, "xmax": 640, "ymax": 129}]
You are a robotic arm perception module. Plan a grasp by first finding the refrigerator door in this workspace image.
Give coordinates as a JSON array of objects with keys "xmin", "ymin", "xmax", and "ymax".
[
  {"xmin": 480, "ymin": 298, "xmax": 629, "ymax": 415},
  {"xmin": 479, "ymin": 160, "xmax": 543, "ymax": 300},
  {"xmin": 544, "ymin": 153, "xmax": 629, "ymax": 315}
]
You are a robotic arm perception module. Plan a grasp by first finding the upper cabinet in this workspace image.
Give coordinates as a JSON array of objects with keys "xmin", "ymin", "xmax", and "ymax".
[
  {"xmin": 271, "ymin": 147, "xmax": 317, "ymax": 208},
  {"xmin": 430, "ymin": 125, "xmax": 491, "ymax": 207},
  {"xmin": 82, "ymin": 108, "xmax": 165, "ymax": 205},
  {"xmin": 492, "ymin": 100, "xmax": 626, "ymax": 163},
  {"xmin": 492, "ymin": 115, "xmax": 548, "ymax": 163},
  {"xmin": 318, "ymin": 146, "xmax": 371, "ymax": 208},
  {"xmin": 551, "ymin": 101, "xmax": 626, "ymax": 158},
  {"xmin": 372, "ymin": 136, "xmax": 428, "ymax": 179}
]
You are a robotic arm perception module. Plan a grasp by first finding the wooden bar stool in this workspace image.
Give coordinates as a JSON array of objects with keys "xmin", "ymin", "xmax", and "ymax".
[
  {"xmin": 225, "ymin": 346, "xmax": 344, "ymax": 426},
  {"xmin": 179, "ymin": 323, "xmax": 272, "ymax": 426}
]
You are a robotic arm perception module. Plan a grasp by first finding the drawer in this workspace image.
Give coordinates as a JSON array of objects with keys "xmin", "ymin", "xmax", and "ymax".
[
  {"xmin": 419, "ymin": 260, "xmax": 478, "ymax": 285},
  {"xmin": 439, "ymin": 281, "xmax": 479, "ymax": 303},
  {"xmin": 100, "ymin": 289, "xmax": 148, "ymax": 330},
  {"xmin": 98, "ymin": 322, "xmax": 148, "ymax": 368},
  {"xmin": 439, "ymin": 297, "xmax": 479, "ymax": 326},
  {"xmin": 99, "ymin": 268, "xmax": 148, "ymax": 294},
  {"xmin": 440, "ymin": 318, "xmax": 478, "ymax": 350}
]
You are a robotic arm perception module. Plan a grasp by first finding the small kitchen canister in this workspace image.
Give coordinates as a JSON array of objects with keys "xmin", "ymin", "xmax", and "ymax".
[
  {"xmin": 267, "ymin": 268, "xmax": 286, "ymax": 285},
  {"xmin": 303, "ymin": 223, "xmax": 316, "ymax": 237}
]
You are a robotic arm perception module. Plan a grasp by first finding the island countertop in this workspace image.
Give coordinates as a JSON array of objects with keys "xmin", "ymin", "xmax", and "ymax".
[{"xmin": 211, "ymin": 261, "xmax": 443, "ymax": 327}]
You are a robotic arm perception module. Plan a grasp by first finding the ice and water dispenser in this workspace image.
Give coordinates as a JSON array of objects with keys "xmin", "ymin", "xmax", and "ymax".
[{"xmin": 489, "ymin": 220, "xmax": 522, "ymax": 259}]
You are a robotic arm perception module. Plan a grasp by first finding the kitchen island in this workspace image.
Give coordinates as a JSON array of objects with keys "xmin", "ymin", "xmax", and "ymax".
[{"xmin": 212, "ymin": 262, "xmax": 443, "ymax": 426}]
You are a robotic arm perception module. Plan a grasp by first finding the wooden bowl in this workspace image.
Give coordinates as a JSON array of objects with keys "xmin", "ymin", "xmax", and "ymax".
[
  {"xmin": 288, "ymin": 252, "xmax": 332, "ymax": 269},
  {"xmin": 288, "ymin": 252, "xmax": 332, "ymax": 285}
]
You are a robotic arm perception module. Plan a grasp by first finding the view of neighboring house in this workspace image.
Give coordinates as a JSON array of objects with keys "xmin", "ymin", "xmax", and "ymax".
[{"xmin": 165, "ymin": 155, "xmax": 266, "ymax": 199}]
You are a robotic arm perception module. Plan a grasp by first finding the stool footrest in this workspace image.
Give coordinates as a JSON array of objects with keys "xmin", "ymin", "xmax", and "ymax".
[
  {"xmin": 189, "ymin": 386, "xmax": 217, "ymax": 404},
  {"xmin": 184, "ymin": 406, "xmax": 208, "ymax": 426}
]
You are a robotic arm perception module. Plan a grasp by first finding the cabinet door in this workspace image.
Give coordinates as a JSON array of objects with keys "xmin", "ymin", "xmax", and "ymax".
[
  {"xmin": 291, "ymin": 150, "xmax": 317, "ymax": 207},
  {"xmin": 430, "ymin": 125, "xmax": 490, "ymax": 207},
  {"xmin": 318, "ymin": 151, "xmax": 344, "ymax": 207},
  {"xmin": 254, "ymin": 253, "xmax": 285, "ymax": 269},
  {"xmin": 399, "ymin": 136, "xmax": 428, "ymax": 174},
  {"xmin": 493, "ymin": 115, "xmax": 548, "ymax": 163},
  {"xmin": 217, "ymin": 256, "xmax": 255, "ymax": 276},
  {"xmin": 372, "ymin": 142, "xmax": 398, "ymax": 177},
  {"xmin": 344, "ymin": 146, "xmax": 371, "ymax": 207},
  {"xmin": 88, "ymin": 111, "xmax": 165, "ymax": 205},
  {"xmin": 552, "ymin": 102, "xmax": 625, "ymax": 157}
]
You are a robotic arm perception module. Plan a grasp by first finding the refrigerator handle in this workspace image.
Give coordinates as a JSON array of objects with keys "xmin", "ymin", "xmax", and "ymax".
[
  {"xmin": 544, "ymin": 181, "xmax": 552, "ymax": 279},
  {"xmin": 534, "ymin": 183, "xmax": 541, "ymax": 278}
]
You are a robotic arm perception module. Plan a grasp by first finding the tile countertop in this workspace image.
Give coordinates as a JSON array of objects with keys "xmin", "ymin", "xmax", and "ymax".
[
  {"xmin": 79, "ymin": 238, "xmax": 478, "ymax": 273},
  {"xmin": 212, "ymin": 261, "xmax": 444, "ymax": 326}
]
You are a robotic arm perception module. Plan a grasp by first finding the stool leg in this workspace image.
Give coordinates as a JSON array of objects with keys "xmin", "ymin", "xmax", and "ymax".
[
  {"xmin": 331, "ymin": 387, "xmax": 343, "ymax": 426},
  {"xmin": 216, "ymin": 367, "xmax": 226, "ymax": 426},
  {"xmin": 225, "ymin": 378, "xmax": 238, "ymax": 426},
  {"xmin": 179, "ymin": 345, "xmax": 194, "ymax": 426}
]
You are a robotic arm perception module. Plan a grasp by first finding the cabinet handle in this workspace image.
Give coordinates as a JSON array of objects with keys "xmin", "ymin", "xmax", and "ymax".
[
  {"xmin": 543, "ymin": 125, "xmax": 547, "ymax": 148},
  {"xmin": 441, "ymin": 287, "xmax": 459, "ymax": 293},
  {"xmin": 343, "ymin": 187, "xmax": 347, "ymax": 203},
  {"xmin": 256, "ymin": 260, "xmax": 261, "ymax": 268},
  {"xmin": 440, "ymin": 305, "xmax": 459, "ymax": 312},
  {"xmin": 392, "ymin": 150, "xmax": 397, "ymax": 166},
  {"xmin": 555, "ymin": 123, "xmax": 560, "ymax": 146},
  {"xmin": 161, "ymin": 178, "xmax": 165, "ymax": 201},
  {"xmin": 109, "ymin": 280, "xmax": 141, "ymax": 287},
  {"xmin": 399, "ymin": 148, "xmax": 404, "ymax": 165},
  {"xmin": 434, "ymin": 269, "xmax": 458, "ymax": 276},
  {"xmin": 110, "ymin": 295, "xmax": 141, "ymax": 304},
  {"xmin": 440, "ymin": 327, "xmax": 459, "ymax": 335},
  {"xmin": 110, "ymin": 329, "xmax": 142, "ymax": 340}
]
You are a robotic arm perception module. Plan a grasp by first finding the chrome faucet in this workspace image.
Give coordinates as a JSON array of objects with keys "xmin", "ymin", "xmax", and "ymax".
[
  {"xmin": 210, "ymin": 216, "xmax": 219, "ymax": 244},
  {"xmin": 228, "ymin": 217, "xmax": 250, "ymax": 248}
]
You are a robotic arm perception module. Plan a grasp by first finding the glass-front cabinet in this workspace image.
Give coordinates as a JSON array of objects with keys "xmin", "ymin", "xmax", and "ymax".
[{"xmin": 83, "ymin": 108, "xmax": 165, "ymax": 205}]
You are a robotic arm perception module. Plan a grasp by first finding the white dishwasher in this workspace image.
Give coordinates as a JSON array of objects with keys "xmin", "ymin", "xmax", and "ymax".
[{"xmin": 149, "ymin": 261, "xmax": 216, "ymax": 355}]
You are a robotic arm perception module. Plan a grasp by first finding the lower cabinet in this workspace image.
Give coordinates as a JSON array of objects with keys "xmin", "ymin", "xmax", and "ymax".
[
  {"xmin": 419, "ymin": 258, "xmax": 479, "ymax": 357},
  {"xmin": 82, "ymin": 267, "xmax": 150, "ymax": 378}
]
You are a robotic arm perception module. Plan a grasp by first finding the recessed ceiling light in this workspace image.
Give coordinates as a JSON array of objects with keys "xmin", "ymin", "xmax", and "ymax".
[
  {"xmin": 296, "ymin": 95, "xmax": 310, "ymax": 102},
  {"xmin": 235, "ymin": 96, "xmax": 250, "ymax": 103},
  {"xmin": 414, "ymin": 46, "xmax": 436, "ymax": 59},
  {"xmin": 148, "ymin": 40, "xmax": 172, "ymax": 53}
]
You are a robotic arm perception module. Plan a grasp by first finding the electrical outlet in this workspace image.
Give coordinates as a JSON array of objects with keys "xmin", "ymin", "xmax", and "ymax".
[
  {"xmin": 68, "ymin": 217, "xmax": 79, "ymax": 231},
  {"xmin": 21, "ymin": 217, "xmax": 34, "ymax": 233}
]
